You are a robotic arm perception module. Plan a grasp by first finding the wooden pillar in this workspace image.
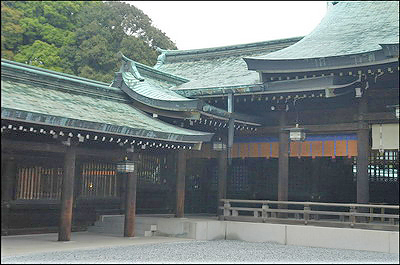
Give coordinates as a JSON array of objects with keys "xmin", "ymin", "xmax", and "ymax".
[
  {"xmin": 357, "ymin": 96, "xmax": 369, "ymax": 204},
  {"xmin": 278, "ymin": 111, "xmax": 289, "ymax": 202},
  {"xmin": 58, "ymin": 143, "xmax": 76, "ymax": 241},
  {"xmin": 176, "ymin": 149, "xmax": 186, "ymax": 218},
  {"xmin": 124, "ymin": 152, "xmax": 138, "ymax": 237},
  {"xmin": 1, "ymin": 156, "xmax": 16, "ymax": 235},
  {"xmin": 1, "ymin": 157, "xmax": 16, "ymax": 202},
  {"xmin": 357, "ymin": 126, "xmax": 369, "ymax": 204},
  {"xmin": 217, "ymin": 148, "xmax": 228, "ymax": 213},
  {"xmin": 227, "ymin": 93, "xmax": 234, "ymax": 165}
]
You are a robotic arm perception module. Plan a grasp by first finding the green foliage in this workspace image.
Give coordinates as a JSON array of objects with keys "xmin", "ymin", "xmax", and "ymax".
[
  {"xmin": 13, "ymin": 40, "xmax": 64, "ymax": 72},
  {"xmin": 1, "ymin": 1, "xmax": 24, "ymax": 59},
  {"xmin": 1, "ymin": 1, "xmax": 177, "ymax": 83}
]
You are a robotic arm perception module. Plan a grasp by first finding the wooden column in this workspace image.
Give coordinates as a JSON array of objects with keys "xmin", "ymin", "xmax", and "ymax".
[
  {"xmin": 176, "ymin": 149, "xmax": 186, "ymax": 218},
  {"xmin": 357, "ymin": 96, "xmax": 369, "ymax": 204},
  {"xmin": 217, "ymin": 148, "xmax": 228, "ymax": 213},
  {"xmin": 124, "ymin": 152, "xmax": 138, "ymax": 237},
  {"xmin": 58, "ymin": 143, "xmax": 77, "ymax": 241},
  {"xmin": 227, "ymin": 93, "xmax": 234, "ymax": 165},
  {"xmin": 1, "ymin": 157, "xmax": 16, "ymax": 202},
  {"xmin": 1, "ymin": 156, "xmax": 16, "ymax": 235},
  {"xmin": 278, "ymin": 111, "xmax": 289, "ymax": 202}
]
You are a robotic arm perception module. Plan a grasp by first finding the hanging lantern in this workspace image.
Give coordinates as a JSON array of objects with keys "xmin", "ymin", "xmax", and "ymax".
[
  {"xmin": 116, "ymin": 157, "xmax": 136, "ymax": 173},
  {"xmin": 289, "ymin": 124, "xmax": 306, "ymax": 141},
  {"xmin": 212, "ymin": 141, "xmax": 227, "ymax": 151},
  {"xmin": 386, "ymin": 104, "xmax": 399, "ymax": 119}
]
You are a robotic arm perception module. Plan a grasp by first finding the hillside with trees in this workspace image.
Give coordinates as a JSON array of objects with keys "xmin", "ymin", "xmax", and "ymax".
[{"xmin": 1, "ymin": 1, "xmax": 177, "ymax": 83}]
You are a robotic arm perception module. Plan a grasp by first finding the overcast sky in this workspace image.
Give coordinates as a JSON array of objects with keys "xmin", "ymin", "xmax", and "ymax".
[{"xmin": 126, "ymin": 1, "xmax": 328, "ymax": 50}]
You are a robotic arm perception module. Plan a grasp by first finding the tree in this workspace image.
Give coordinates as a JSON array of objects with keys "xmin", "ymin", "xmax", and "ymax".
[
  {"xmin": 1, "ymin": 1, "xmax": 177, "ymax": 83},
  {"xmin": 1, "ymin": 1, "xmax": 24, "ymax": 59},
  {"xmin": 13, "ymin": 40, "xmax": 65, "ymax": 72}
]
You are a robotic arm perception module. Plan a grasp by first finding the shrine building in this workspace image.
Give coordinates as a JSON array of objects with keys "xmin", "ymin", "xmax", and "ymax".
[{"xmin": 1, "ymin": 1, "xmax": 398, "ymax": 237}]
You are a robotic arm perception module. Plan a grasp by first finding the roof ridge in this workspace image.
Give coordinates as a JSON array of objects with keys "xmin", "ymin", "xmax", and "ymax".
[
  {"xmin": 157, "ymin": 36, "xmax": 304, "ymax": 57},
  {"xmin": 1, "ymin": 59, "xmax": 112, "ymax": 87},
  {"xmin": 118, "ymin": 52, "xmax": 189, "ymax": 84},
  {"xmin": 1, "ymin": 59, "xmax": 126, "ymax": 99}
]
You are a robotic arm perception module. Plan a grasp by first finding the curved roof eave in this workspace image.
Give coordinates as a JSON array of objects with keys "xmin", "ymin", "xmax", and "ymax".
[
  {"xmin": 245, "ymin": 1, "xmax": 399, "ymax": 73},
  {"xmin": 113, "ymin": 53, "xmax": 200, "ymax": 112},
  {"xmin": 244, "ymin": 51, "xmax": 399, "ymax": 73},
  {"xmin": 0, "ymin": 62, "xmax": 215, "ymax": 144},
  {"xmin": 113, "ymin": 54, "xmax": 264, "ymax": 126},
  {"xmin": 1, "ymin": 109, "xmax": 214, "ymax": 144}
]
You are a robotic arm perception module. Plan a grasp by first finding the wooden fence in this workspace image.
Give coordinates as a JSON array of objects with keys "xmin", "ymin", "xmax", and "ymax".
[{"xmin": 219, "ymin": 199, "xmax": 399, "ymax": 231}]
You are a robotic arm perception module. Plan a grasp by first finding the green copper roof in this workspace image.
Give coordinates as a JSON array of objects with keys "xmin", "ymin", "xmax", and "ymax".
[
  {"xmin": 248, "ymin": 1, "xmax": 399, "ymax": 60},
  {"xmin": 154, "ymin": 37, "xmax": 302, "ymax": 91},
  {"xmin": 111, "ymin": 54, "xmax": 264, "ymax": 125},
  {"xmin": 1, "ymin": 59, "xmax": 213, "ymax": 143}
]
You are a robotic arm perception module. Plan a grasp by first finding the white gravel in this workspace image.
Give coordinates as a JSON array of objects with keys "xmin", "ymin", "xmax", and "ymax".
[{"xmin": 1, "ymin": 240, "xmax": 399, "ymax": 264}]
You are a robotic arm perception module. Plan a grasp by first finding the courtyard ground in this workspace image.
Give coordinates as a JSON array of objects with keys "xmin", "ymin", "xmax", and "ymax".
[{"xmin": 1, "ymin": 231, "xmax": 399, "ymax": 264}]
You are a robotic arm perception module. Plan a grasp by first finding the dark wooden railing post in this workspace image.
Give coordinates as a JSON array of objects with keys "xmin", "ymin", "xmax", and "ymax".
[
  {"xmin": 58, "ymin": 141, "xmax": 77, "ymax": 241},
  {"xmin": 124, "ymin": 152, "xmax": 138, "ymax": 237},
  {"xmin": 176, "ymin": 149, "xmax": 186, "ymax": 218}
]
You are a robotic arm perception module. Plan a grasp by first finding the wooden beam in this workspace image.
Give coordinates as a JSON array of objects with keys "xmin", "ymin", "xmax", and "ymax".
[
  {"xmin": 363, "ymin": 112, "xmax": 397, "ymax": 122},
  {"xmin": 58, "ymin": 141, "xmax": 77, "ymax": 241},
  {"xmin": 2, "ymin": 139, "xmax": 67, "ymax": 153},
  {"xmin": 1, "ymin": 139, "xmax": 124, "ymax": 158},
  {"xmin": 76, "ymin": 147, "xmax": 125, "ymax": 159},
  {"xmin": 241, "ymin": 122, "xmax": 361, "ymax": 136},
  {"xmin": 176, "ymin": 149, "xmax": 186, "ymax": 218},
  {"xmin": 130, "ymin": 100, "xmax": 200, "ymax": 120},
  {"xmin": 124, "ymin": 152, "xmax": 138, "ymax": 237}
]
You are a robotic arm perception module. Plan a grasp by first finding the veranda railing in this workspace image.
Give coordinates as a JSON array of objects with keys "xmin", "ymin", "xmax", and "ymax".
[{"xmin": 219, "ymin": 199, "xmax": 399, "ymax": 231}]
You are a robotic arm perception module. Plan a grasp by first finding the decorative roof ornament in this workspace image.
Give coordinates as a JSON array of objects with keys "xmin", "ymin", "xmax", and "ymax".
[
  {"xmin": 118, "ymin": 52, "xmax": 144, "ymax": 82},
  {"xmin": 154, "ymin": 48, "xmax": 166, "ymax": 69}
]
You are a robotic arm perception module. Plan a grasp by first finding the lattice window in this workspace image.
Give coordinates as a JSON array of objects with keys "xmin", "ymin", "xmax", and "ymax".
[
  {"xmin": 16, "ymin": 166, "xmax": 63, "ymax": 200},
  {"xmin": 210, "ymin": 166, "xmax": 218, "ymax": 191},
  {"xmin": 230, "ymin": 164, "xmax": 250, "ymax": 192},
  {"xmin": 187, "ymin": 174, "xmax": 201, "ymax": 191},
  {"xmin": 352, "ymin": 150, "xmax": 399, "ymax": 182},
  {"xmin": 80, "ymin": 162, "xmax": 118, "ymax": 198},
  {"xmin": 137, "ymin": 154, "xmax": 163, "ymax": 185},
  {"xmin": 368, "ymin": 150, "xmax": 398, "ymax": 182}
]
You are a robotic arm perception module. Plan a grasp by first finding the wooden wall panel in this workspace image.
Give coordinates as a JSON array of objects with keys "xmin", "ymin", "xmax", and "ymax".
[
  {"xmin": 289, "ymin": 142, "xmax": 301, "ymax": 157},
  {"xmin": 311, "ymin": 141, "xmax": 323, "ymax": 158},
  {"xmin": 261, "ymin": 143, "xmax": 270, "ymax": 158},
  {"xmin": 348, "ymin": 140, "xmax": 358, "ymax": 157},
  {"xmin": 249, "ymin": 143, "xmax": 259, "ymax": 158},
  {"xmin": 323, "ymin": 141, "xmax": 335, "ymax": 157},
  {"xmin": 335, "ymin": 140, "xmax": 348, "ymax": 157},
  {"xmin": 271, "ymin": 142, "xmax": 279, "ymax": 158},
  {"xmin": 301, "ymin": 142, "xmax": 312, "ymax": 157},
  {"xmin": 239, "ymin": 143, "xmax": 248, "ymax": 159},
  {"xmin": 232, "ymin": 143, "xmax": 239, "ymax": 158}
]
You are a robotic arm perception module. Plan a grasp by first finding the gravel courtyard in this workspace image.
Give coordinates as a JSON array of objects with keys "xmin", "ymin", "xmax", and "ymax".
[{"xmin": 2, "ymin": 239, "xmax": 399, "ymax": 264}]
